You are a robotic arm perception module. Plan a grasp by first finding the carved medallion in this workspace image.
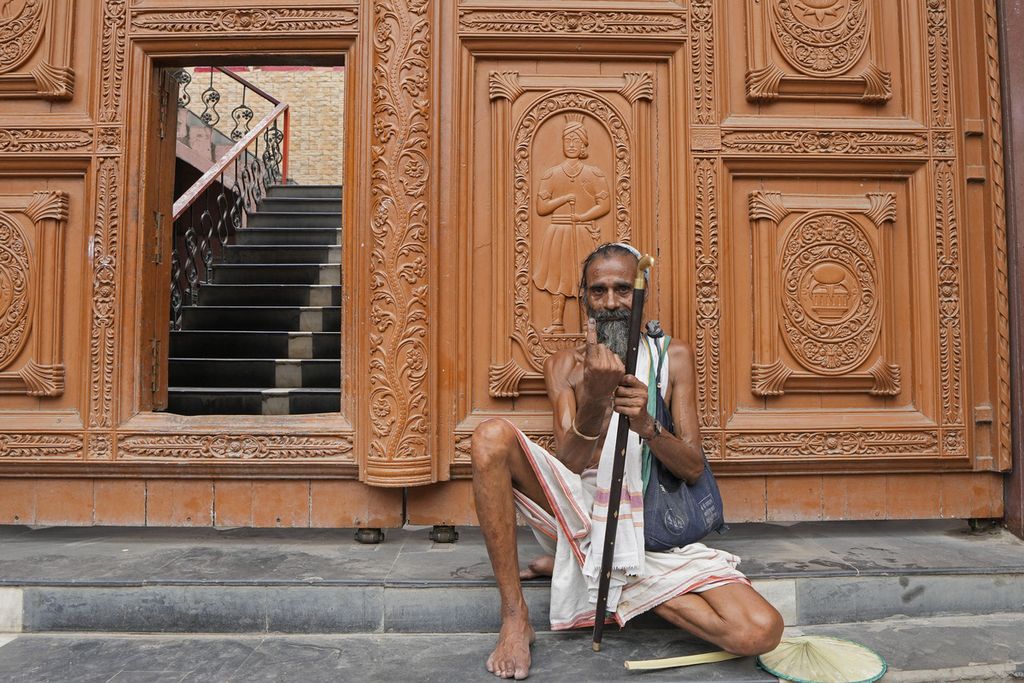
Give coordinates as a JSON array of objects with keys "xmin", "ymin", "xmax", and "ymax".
[
  {"xmin": 768, "ymin": 0, "xmax": 869, "ymax": 77},
  {"xmin": 0, "ymin": 214, "xmax": 31, "ymax": 370},
  {"xmin": 0, "ymin": 0, "xmax": 46, "ymax": 74},
  {"xmin": 778, "ymin": 212, "xmax": 879, "ymax": 375}
]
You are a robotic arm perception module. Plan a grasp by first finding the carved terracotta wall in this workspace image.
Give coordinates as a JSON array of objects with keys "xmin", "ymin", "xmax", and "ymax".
[
  {"xmin": 437, "ymin": 0, "xmax": 1011, "ymax": 523},
  {"xmin": 0, "ymin": 0, "xmax": 1013, "ymax": 526}
]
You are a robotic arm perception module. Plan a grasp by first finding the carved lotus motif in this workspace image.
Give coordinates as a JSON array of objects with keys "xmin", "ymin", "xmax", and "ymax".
[
  {"xmin": 778, "ymin": 212, "xmax": 879, "ymax": 375},
  {"xmin": 0, "ymin": 216, "xmax": 31, "ymax": 370}
]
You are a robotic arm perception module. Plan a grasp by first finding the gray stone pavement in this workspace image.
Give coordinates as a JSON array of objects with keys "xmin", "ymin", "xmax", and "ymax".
[{"xmin": 0, "ymin": 613, "xmax": 1021, "ymax": 682}]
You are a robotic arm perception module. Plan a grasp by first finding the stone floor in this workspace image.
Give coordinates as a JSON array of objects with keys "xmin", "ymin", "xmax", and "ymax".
[{"xmin": 0, "ymin": 613, "xmax": 1021, "ymax": 682}]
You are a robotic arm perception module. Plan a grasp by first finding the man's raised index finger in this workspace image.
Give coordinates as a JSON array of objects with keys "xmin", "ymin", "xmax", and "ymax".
[{"xmin": 585, "ymin": 318, "xmax": 598, "ymax": 349}]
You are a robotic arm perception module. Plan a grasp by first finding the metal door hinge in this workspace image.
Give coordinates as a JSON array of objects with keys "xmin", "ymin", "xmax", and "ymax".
[
  {"xmin": 153, "ymin": 211, "xmax": 163, "ymax": 264},
  {"xmin": 150, "ymin": 338, "xmax": 160, "ymax": 395}
]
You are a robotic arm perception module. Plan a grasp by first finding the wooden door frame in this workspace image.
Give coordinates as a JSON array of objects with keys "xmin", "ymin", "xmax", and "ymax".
[
  {"xmin": 111, "ymin": 33, "xmax": 361, "ymax": 478},
  {"xmin": 999, "ymin": 0, "xmax": 1024, "ymax": 538}
]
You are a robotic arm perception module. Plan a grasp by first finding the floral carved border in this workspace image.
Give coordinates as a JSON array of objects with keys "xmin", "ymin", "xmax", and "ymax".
[
  {"xmin": 983, "ymin": 0, "xmax": 1011, "ymax": 469},
  {"xmin": 88, "ymin": 158, "xmax": 119, "ymax": 428},
  {"xmin": 0, "ymin": 191, "xmax": 68, "ymax": 396},
  {"xmin": 99, "ymin": 0, "xmax": 127, "ymax": 123},
  {"xmin": 117, "ymin": 434, "xmax": 355, "ymax": 461},
  {"xmin": 690, "ymin": 0, "xmax": 715, "ymax": 125},
  {"xmin": 725, "ymin": 430, "xmax": 939, "ymax": 459},
  {"xmin": 364, "ymin": 0, "xmax": 432, "ymax": 484},
  {"xmin": 458, "ymin": 9, "xmax": 685, "ymax": 36},
  {"xmin": 721, "ymin": 130, "xmax": 928, "ymax": 157},
  {"xmin": 130, "ymin": 8, "xmax": 359, "ymax": 34},
  {"xmin": 0, "ymin": 128, "xmax": 92, "ymax": 153},
  {"xmin": 0, "ymin": 433, "xmax": 83, "ymax": 459}
]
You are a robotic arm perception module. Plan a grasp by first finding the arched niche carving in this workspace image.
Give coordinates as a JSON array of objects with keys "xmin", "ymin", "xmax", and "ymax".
[{"xmin": 488, "ymin": 81, "xmax": 648, "ymax": 398}]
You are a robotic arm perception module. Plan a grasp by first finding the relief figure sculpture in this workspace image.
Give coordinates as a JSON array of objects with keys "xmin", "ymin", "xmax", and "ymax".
[{"xmin": 533, "ymin": 114, "xmax": 611, "ymax": 334}]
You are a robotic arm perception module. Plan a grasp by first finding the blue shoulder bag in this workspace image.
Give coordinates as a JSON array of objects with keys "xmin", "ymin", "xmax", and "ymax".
[{"xmin": 641, "ymin": 335, "xmax": 727, "ymax": 551}]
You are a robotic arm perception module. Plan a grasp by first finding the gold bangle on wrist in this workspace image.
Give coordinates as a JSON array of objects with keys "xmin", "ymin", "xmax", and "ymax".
[{"xmin": 571, "ymin": 418, "xmax": 601, "ymax": 441}]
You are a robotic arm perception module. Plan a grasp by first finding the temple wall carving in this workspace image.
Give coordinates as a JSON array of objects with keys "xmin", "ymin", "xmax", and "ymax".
[{"xmin": 0, "ymin": 0, "xmax": 1012, "ymax": 523}]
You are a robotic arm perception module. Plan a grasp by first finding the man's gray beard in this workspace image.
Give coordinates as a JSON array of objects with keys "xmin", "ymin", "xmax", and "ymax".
[{"xmin": 588, "ymin": 307, "xmax": 630, "ymax": 363}]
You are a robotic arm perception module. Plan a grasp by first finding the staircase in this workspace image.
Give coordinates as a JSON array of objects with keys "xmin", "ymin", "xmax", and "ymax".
[{"xmin": 167, "ymin": 185, "xmax": 342, "ymax": 415}]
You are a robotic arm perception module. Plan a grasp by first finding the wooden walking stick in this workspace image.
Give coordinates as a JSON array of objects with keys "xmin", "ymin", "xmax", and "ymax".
[{"xmin": 592, "ymin": 253, "xmax": 654, "ymax": 652}]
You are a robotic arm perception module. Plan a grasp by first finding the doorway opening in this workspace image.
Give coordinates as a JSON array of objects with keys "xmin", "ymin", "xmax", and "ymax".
[{"xmin": 147, "ymin": 62, "xmax": 345, "ymax": 416}]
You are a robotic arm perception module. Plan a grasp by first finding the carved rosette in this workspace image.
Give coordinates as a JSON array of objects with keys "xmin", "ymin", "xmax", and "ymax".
[
  {"xmin": 745, "ymin": 0, "xmax": 890, "ymax": 103},
  {"xmin": 0, "ymin": 128, "xmax": 92, "ymax": 153},
  {"xmin": 118, "ymin": 434, "xmax": 354, "ymax": 461},
  {"xmin": 365, "ymin": 0, "xmax": 432, "ymax": 483},
  {"xmin": 749, "ymin": 192, "xmax": 899, "ymax": 397},
  {"xmin": 511, "ymin": 92, "xmax": 631, "ymax": 373},
  {"xmin": 130, "ymin": 8, "xmax": 359, "ymax": 34},
  {"xmin": 726, "ymin": 430, "xmax": 938, "ymax": 458},
  {"xmin": 458, "ymin": 9, "xmax": 685, "ymax": 36},
  {"xmin": 0, "ymin": 191, "xmax": 67, "ymax": 396},
  {"xmin": 87, "ymin": 433, "xmax": 113, "ymax": 460}
]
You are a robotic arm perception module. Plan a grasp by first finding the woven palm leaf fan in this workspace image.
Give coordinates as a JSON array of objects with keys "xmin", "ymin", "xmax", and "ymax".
[{"xmin": 756, "ymin": 636, "xmax": 886, "ymax": 683}]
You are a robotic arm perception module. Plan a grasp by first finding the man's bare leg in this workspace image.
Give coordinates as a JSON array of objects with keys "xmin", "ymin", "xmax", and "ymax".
[
  {"xmin": 471, "ymin": 418, "xmax": 554, "ymax": 679},
  {"xmin": 652, "ymin": 583, "xmax": 784, "ymax": 656}
]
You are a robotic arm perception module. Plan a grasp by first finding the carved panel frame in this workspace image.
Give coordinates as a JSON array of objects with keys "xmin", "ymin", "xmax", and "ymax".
[
  {"xmin": 748, "ymin": 191, "xmax": 900, "ymax": 397},
  {"xmin": 745, "ymin": 0, "xmax": 892, "ymax": 103},
  {"xmin": 486, "ymin": 76, "xmax": 651, "ymax": 399},
  {"xmin": 0, "ymin": 191, "xmax": 67, "ymax": 396},
  {"xmin": 0, "ymin": 0, "xmax": 76, "ymax": 99}
]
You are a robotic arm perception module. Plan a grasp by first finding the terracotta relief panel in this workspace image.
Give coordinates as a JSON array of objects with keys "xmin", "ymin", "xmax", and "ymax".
[
  {"xmin": 748, "ymin": 191, "xmax": 900, "ymax": 397},
  {"xmin": 0, "ymin": 0, "xmax": 75, "ymax": 99},
  {"xmin": 719, "ymin": 170, "xmax": 950, "ymax": 467},
  {"xmin": 0, "ymin": 191, "xmax": 68, "ymax": 396},
  {"xmin": 485, "ymin": 72, "xmax": 654, "ymax": 399},
  {"xmin": 744, "ymin": 0, "xmax": 891, "ymax": 103}
]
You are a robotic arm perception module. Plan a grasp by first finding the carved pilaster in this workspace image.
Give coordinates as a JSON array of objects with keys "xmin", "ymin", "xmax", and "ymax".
[
  {"xmin": 89, "ymin": 159, "xmax": 120, "ymax": 427},
  {"xmin": 364, "ymin": 0, "xmax": 433, "ymax": 484}
]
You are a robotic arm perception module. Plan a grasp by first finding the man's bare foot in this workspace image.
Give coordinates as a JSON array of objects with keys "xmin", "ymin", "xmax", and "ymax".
[
  {"xmin": 486, "ymin": 614, "xmax": 535, "ymax": 679},
  {"xmin": 518, "ymin": 555, "xmax": 554, "ymax": 580}
]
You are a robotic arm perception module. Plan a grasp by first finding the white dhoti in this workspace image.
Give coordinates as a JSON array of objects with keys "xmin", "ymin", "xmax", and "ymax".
[{"xmin": 509, "ymin": 338, "xmax": 749, "ymax": 630}]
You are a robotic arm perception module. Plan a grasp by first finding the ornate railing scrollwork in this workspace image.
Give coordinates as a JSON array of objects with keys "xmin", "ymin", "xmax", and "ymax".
[{"xmin": 169, "ymin": 67, "xmax": 290, "ymax": 329}]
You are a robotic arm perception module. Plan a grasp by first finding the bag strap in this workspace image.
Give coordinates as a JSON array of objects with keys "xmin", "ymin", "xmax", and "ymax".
[{"xmin": 641, "ymin": 336, "xmax": 669, "ymax": 494}]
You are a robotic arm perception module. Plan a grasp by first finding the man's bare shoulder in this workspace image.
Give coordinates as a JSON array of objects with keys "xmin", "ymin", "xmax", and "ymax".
[
  {"xmin": 543, "ymin": 347, "xmax": 584, "ymax": 388},
  {"xmin": 665, "ymin": 338, "xmax": 696, "ymax": 382}
]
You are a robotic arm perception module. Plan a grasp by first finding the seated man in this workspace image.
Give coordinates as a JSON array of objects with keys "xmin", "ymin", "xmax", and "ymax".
[{"xmin": 471, "ymin": 243, "xmax": 783, "ymax": 679}]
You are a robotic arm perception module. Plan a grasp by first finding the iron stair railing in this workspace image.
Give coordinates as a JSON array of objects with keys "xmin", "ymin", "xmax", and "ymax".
[{"xmin": 169, "ymin": 68, "xmax": 291, "ymax": 329}]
